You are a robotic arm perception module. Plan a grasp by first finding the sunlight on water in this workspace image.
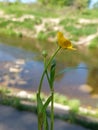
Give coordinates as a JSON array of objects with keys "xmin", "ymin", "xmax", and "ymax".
[{"xmin": 0, "ymin": 36, "xmax": 98, "ymax": 107}]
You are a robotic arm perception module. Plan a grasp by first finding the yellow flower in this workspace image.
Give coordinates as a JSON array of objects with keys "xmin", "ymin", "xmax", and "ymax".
[{"xmin": 57, "ymin": 32, "xmax": 76, "ymax": 50}]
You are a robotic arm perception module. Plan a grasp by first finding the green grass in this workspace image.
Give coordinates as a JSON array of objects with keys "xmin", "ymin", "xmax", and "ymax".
[
  {"xmin": 0, "ymin": 19, "xmax": 35, "ymax": 29},
  {"xmin": 0, "ymin": 2, "xmax": 98, "ymax": 18},
  {"xmin": 0, "ymin": 87, "xmax": 98, "ymax": 119},
  {"xmin": 60, "ymin": 18, "xmax": 97, "ymax": 41},
  {"xmin": 89, "ymin": 36, "xmax": 98, "ymax": 48},
  {"xmin": 0, "ymin": 28, "xmax": 17, "ymax": 36},
  {"xmin": 80, "ymin": 9, "xmax": 98, "ymax": 19},
  {"xmin": 0, "ymin": 2, "xmax": 98, "ymax": 44},
  {"xmin": 68, "ymin": 99, "xmax": 80, "ymax": 113},
  {"xmin": 0, "ymin": 2, "xmax": 58, "ymax": 18},
  {"xmin": 0, "ymin": 87, "xmax": 11, "ymax": 95},
  {"xmin": 54, "ymin": 93, "xmax": 68, "ymax": 105}
]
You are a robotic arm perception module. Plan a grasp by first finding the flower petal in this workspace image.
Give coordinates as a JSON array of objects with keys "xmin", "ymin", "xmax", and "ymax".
[{"xmin": 57, "ymin": 32, "xmax": 76, "ymax": 50}]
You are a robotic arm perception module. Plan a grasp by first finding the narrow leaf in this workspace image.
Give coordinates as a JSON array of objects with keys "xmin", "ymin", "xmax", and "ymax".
[
  {"xmin": 37, "ymin": 93, "xmax": 43, "ymax": 113},
  {"xmin": 41, "ymin": 95, "xmax": 52, "ymax": 113},
  {"xmin": 50, "ymin": 60, "xmax": 56, "ymax": 87}
]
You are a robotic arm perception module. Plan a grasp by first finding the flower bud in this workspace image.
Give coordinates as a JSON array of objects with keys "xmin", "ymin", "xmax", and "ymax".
[{"xmin": 42, "ymin": 50, "xmax": 48, "ymax": 57}]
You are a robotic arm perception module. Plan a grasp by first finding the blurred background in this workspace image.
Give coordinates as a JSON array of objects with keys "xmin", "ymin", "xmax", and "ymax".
[{"xmin": 0, "ymin": 0, "xmax": 98, "ymax": 108}]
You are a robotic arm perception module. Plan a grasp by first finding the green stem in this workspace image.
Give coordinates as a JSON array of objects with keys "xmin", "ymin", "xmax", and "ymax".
[
  {"xmin": 50, "ymin": 87, "xmax": 54, "ymax": 130},
  {"xmin": 38, "ymin": 115, "xmax": 42, "ymax": 130},
  {"xmin": 37, "ymin": 46, "xmax": 61, "ymax": 130},
  {"xmin": 38, "ymin": 46, "xmax": 61, "ymax": 95},
  {"xmin": 44, "ymin": 57, "xmax": 51, "ymax": 87}
]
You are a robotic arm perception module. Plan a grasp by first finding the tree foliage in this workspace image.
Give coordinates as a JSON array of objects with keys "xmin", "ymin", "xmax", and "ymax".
[
  {"xmin": 38, "ymin": 0, "xmax": 90, "ymax": 9},
  {"xmin": 93, "ymin": 2, "xmax": 98, "ymax": 9},
  {"xmin": 73, "ymin": 0, "xmax": 89, "ymax": 9}
]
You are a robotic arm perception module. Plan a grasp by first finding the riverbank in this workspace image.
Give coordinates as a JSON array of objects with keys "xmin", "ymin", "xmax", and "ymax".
[
  {"xmin": 0, "ymin": 86, "xmax": 98, "ymax": 130},
  {"xmin": 0, "ymin": 2, "xmax": 98, "ymax": 47},
  {"xmin": 0, "ymin": 3, "xmax": 98, "ymax": 129}
]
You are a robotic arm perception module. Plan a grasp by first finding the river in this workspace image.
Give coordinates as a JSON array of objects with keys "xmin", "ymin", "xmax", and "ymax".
[{"xmin": 0, "ymin": 35, "xmax": 98, "ymax": 108}]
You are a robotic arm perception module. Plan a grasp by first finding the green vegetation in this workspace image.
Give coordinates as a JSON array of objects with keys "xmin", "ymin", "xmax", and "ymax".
[
  {"xmin": 38, "ymin": 0, "xmax": 90, "ymax": 9},
  {"xmin": 0, "ymin": 1, "xmax": 98, "ymax": 130},
  {"xmin": 0, "ymin": 1, "xmax": 98, "ymax": 46},
  {"xmin": 0, "ymin": 87, "xmax": 11, "ymax": 95},
  {"xmin": 54, "ymin": 93, "xmax": 68, "ymax": 105},
  {"xmin": 0, "ymin": 87, "xmax": 97, "ymax": 118},
  {"xmin": 0, "ymin": 2, "xmax": 58, "ymax": 17},
  {"xmin": 0, "ymin": 88, "xmax": 98, "ymax": 127},
  {"xmin": 89, "ymin": 36, "xmax": 98, "ymax": 48},
  {"xmin": 0, "ymin": 87, "xmax": 98, "ymax": 130},
  {"xmin": 68, "ymin": 99, "xmax": 80, "ymax": 113}
]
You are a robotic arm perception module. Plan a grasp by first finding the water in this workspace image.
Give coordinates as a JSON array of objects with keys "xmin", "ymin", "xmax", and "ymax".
[{"xmin": 0, "ymin": 36, "xmax": 98, "ymax": 108}]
